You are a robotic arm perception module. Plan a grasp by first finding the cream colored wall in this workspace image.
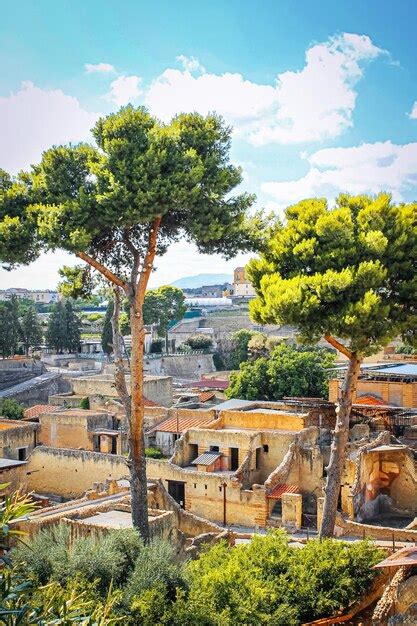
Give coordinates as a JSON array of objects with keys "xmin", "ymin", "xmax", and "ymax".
[
  {"xmin": 220, "ymin": 409, "xmax": 305, "ymax": 431},
  {"xmin": 0, "ymin": 420, "xmax": 37, "ymax": 459},
  {"xmin": 329, "ymin": 377, "xmax": 417, "ymax": 408},
  {"xmin": 26, "ymin": 447, "xmax": 128, "ymax": 498}
]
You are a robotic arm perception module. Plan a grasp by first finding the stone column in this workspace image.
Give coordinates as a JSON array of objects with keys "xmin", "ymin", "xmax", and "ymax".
[{"xmin": 282, "ymin": 492, "xmax": 302, "ymax": 530}]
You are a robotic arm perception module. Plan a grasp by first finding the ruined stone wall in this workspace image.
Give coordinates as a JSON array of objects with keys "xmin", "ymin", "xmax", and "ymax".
[
  {"xmin": 219, "ymin": 409, "xmax": 305, "ymax": 431},
  {"xmin": 26, "ymin": 447, "xmax": 128, "ymax": 498},
  {"xmin": 0, "ymin": 420, "xmax": 38, "ymax": 459},
  {"xmin": 39, "ymin": 410, "xmax": 112, "ymax": 450},
  {"xmin": 0, "ymin": 464, "xmax": 27, "ymax": 493},
  {"xmin": 146, "ymin": 458, "xmax": 268, "ymax": 527},
  {"xmin": 71, "ymin": 375, "xmax": 173, "ymax": 407}
]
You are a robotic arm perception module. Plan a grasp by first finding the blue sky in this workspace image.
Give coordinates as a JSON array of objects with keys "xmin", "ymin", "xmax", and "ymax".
[{"xmin": 1, "ymin": 0, "xmax": 416, "ymax": 288}]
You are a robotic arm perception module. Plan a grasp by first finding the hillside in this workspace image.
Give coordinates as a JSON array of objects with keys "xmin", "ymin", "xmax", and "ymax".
[{"xmin": 171, "ymin": 273, "xmax": 233, "ymax": 289}]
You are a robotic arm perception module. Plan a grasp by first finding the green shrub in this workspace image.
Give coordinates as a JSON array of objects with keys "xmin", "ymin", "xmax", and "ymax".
[
  {"xmin": 0, "ymin": 398, "xmax": 25, "ymax": 420},
  {"xmin": 144, "ymin": 447, "xmax": 163, "ymax": 459},
  {"xmin": 183, "ymin": 334, "xmax": 213, "ymax": 350},
  {"xmin": 79, "ymin": 396, "xmax": 90, "ymax": 410},
  {"xmin": 150, "ymin": 339, "xmax": 164, "ymax": 353},
  {"xmin": 176, "ymin": 532, "xmax": 382, "ymax": 625}
]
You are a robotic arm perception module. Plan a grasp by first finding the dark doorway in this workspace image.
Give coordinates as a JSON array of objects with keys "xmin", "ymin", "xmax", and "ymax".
[
  {"xmin": 255, "ymin": 447, "xmax": 261, "ymax": 469},
  {"xmin": 230, "ymin": 447, "xmax": 239, "ymax": 471},
  {"xmin": 167, "ymin": 480, "xmax": 185, "ymax": 508},
  {"xmin": 17, "ymin": 447, "xmax": 27, "ymax": 461},
  {"xmin": 111, "ymin": 437, "xmax": 117, "ymax": 454},
  {"xmin": 189, "ymin": 444, "xmax": 198, "ymax": 462}
]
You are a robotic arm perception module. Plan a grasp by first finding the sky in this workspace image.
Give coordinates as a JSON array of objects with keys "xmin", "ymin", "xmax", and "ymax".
[{"xmin": 1, "ymin": 0, "xmax": 416, "ymax": 289}]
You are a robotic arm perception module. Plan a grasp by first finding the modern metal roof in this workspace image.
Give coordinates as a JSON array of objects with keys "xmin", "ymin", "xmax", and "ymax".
[
  {"xmin": 191, "ymin": 451, "xmax": 222, "ymax": 466},
  {"xmin": 368, "ymin": 363, "xmax": 417, "ymax": 376},
  {"xmin": 214, "ymin": 399, "xmax": 257, "ymax": 411}
]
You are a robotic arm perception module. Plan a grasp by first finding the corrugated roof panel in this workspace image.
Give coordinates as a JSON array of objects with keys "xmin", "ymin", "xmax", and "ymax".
[{"xmin": 192, "ymin": 451, "xmax": 222, "ymax": 466}]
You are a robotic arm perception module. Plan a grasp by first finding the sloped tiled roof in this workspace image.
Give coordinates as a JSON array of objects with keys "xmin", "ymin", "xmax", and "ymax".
[
  {"xmin": 354, "ymin": 395, "xmax": 386, "ymax": 406},
  {"xmin": 143, "ymin": 396, "xmax": 160, "ymax": 408},
  {"xmin": 199, "ymin": 391, "xmax": 216, "ymax": 403},
  {"xmin": 23, "ymin": 404, "xmax": 56, "ymax": 419},
  {"xmin": 186, "ymin": 379, "xmax": 229, "ymax": 390},
  {"xmin": 150, "ymin": 413, "xmax": 213, "ymax": 433},
  {"xmin": 267, "ymin": 484, "xmax": 299, "ymax": 499}
]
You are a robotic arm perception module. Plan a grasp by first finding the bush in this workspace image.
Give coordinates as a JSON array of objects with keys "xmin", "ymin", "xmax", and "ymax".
[
  {"xmin": 14, "ymin": 526, "xmax": 143, "ymax": 592},
  {"xmin": 145, "ymin": 447, "xmax": 163, "ymax": 459},
  {"xmin": 0, "ymin": 398, "xmax": 25, "ymax": 420},
  {"xmin": 79, "ymin": 396, "xmax": 90, "ymax": 410},
  {"xmin": 150, "ymin": 339, "xmax": 164, "ymax": 353},
  {"xmin": 213, "ymin": 351, "xmax": 225, "ymax": 371},
  {"xmin": 183, "ymin": 334, "xmax": 213, "ymax": 350},
  {"xmin": 173, "ymin": 532, "xmax": 382, "ymax": 625}
]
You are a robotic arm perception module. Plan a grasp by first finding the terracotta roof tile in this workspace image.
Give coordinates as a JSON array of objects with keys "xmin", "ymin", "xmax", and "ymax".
[
  {"xmin": 186, "ymin": 379, "xmax": 228, "ymax": 390},
  {"xmin": 143, "ymin": 396, "xmax": 160, "ymax": 407},
  {"xmin": 23, "ymin": 404, "xmax": 56, "ymax": 419},
  {"xmin": 150, "ymin": 414, "xmax": 214, "ymax": 433},
  {"xmin": 267, "ymin": 484, "xmax": 299, "ymax": 499},
  {"xmin": 199, "ymin": 391, "xmax": 216, "ymax": 403},
  {"xmin": 354, "ymin": 395, "xmax": 386, "ymax": 406}
]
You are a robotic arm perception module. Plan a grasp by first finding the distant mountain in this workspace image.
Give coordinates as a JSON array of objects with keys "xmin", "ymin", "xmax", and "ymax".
[{"xmin": 171, "ymin": 273, "xmax": 233, "ymax": 289}]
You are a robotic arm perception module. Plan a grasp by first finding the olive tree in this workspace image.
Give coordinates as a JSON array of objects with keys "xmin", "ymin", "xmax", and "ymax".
[
  {"xmin": 248, "ymin": 194, "xmax": 417, "ymax": 537},
  {"xmin": 0, "ymin": 106, "xmax": 256, "ymax": 540}
]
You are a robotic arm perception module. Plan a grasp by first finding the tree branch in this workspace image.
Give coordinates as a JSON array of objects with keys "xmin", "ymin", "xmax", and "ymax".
[
  {"xmin": 324, "ymin": 334, "xmax": 353, "ymax": 360},
  {"xmin": 123, "ymin": 230, "xmax": 141, "ymax": 287},
  {"xmin": 76, "ymin": 251, "xmax": 128, "ymax": 292}
]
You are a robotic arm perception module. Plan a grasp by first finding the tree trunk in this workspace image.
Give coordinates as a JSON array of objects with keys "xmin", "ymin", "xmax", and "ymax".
[
  {"xmin": 128, "ymin": 297, "xmax": 150, "ymax": 542},
  {"xmin": 111, "ymin": 288, "xmax": 131, "ymax": 420},
  {"xmin": 320, "ymin": 353, "xmax": 362, "ymax": 538}
]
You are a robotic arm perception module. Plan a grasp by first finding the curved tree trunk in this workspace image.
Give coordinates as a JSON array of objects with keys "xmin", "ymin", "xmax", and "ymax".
[
  {"xmin": 320, "ymin": 352, "xmax": 362, "ymax": 538},
  {"xmin": 129, "ymin": 298, "xmax": 149, "ymax": 542}
]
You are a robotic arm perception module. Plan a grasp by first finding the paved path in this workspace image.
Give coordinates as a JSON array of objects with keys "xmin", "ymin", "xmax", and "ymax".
[{"xmin": 0, "ymin": 371, "xmax": 60, "ymax": 399}]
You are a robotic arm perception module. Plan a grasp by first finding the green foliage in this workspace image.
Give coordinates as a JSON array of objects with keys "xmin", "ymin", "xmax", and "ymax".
[
  {"xmin": 101, "ymin": 299, "xmax": 114, "ymax": 355},
  {"xmin": 144, "ymin": 447, "xmax": 163, "ymax": 459},
  {"xmin": 19, "ymin": 306, "xmax": 43, "ymax": 355},
  {"xmin": 46, "ymin": 300, "xmax": 81, "ymax": 353},
  {"xmin": 395, "ymin": 343, "xmax": 417, "ymax": 355},
  {"xmin": 79, "ymin": 396, "xmax": 90, "ymax": 410},
  {"xmin": 212, "ymin": 351, "xmax": 226, "ymax": 371},
  {"xmin": 226, "ymin": 329, "xmax": 261, "ymax": 369},
  {"xmin": 14, "ymin": 526, "xmax": 144, "ymax": 592},
  {"xmin": 0, "ymin": 297, "xmax": 20, "ymax": 358},
  {"xmin": 58, "ymin": 264, "xmax": 97, "ymax": 300},
  {"xmin": 0, "ymin": 398, "xmax": 25, "ymax": 420},
  {"xmin": 173, "ymin": 532, "xmax": 382, "ymax": 625},
  {"xmin": 150, "ymin": 339, "xmax": 164, "ymax": 353},
  {"xmin": 183, "ymin": 334, "xmax": 213, "ymax": 350},
  {"xmin": 226, "ymin": 344, "xmax": 335, "ymax": 401},
  {"xmin": 9, "ymin": 515, "xmax": 382, "ymax": 625},
  {"xmin": 249, "ymin": 194, "xmax": 417, "ymax": 356},
  {"xmin": 143, "ymin": 286, "xmax": 186, "ymax": 337},
  {"xmin": 119, "ymin": 311, "xmax": 131, "ymax": 336}
]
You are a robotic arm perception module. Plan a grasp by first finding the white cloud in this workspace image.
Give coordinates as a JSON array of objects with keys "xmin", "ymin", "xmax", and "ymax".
[
  {"xmin": 0, "ymin": 81, "xmax": 99, "ymax": 174},
  {"xmin": 146, "ymin": 33, "xmax": 384, "ymax": 145},
  {"xmin": 409, "ymin": 101, "xmax": 417, "ymax": 119},
  {"xmin": 176, "ymin": 55, "xmax": 206, "ymax": 74},
  {"xmin": 84, "ymin": 62, "xmax": 115, "ymax": 74},
  {"xmin": 262, "ymin": 141, "xmax": 417, "ymax": 207},
  {"xmin": 105, "ymin": 75, "xmax": 142, "ymax": 106}
]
